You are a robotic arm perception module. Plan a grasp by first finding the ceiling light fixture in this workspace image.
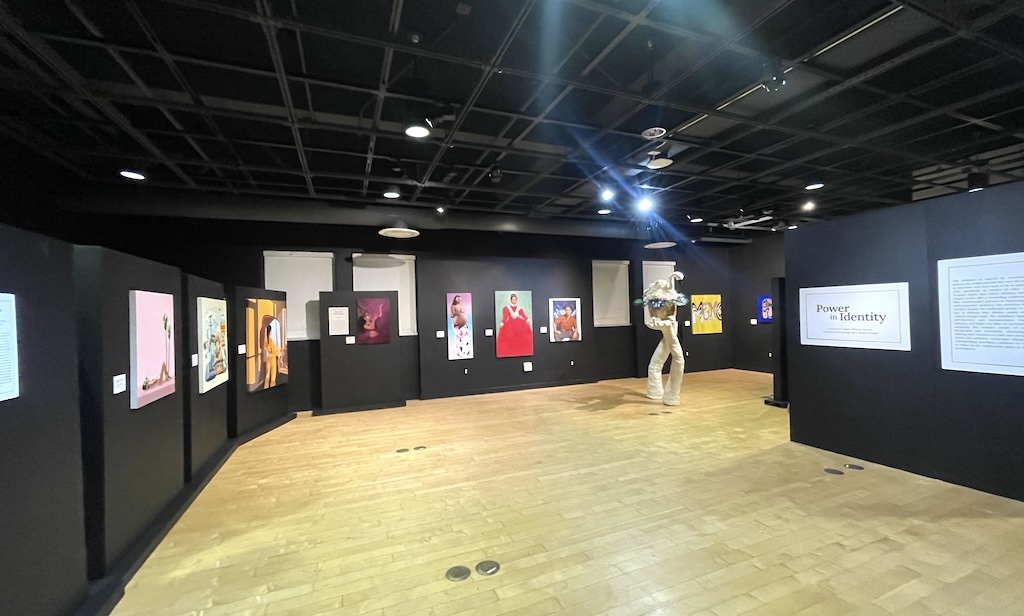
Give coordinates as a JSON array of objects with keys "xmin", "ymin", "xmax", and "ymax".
[
  {"xmin": 802, "ymin": 201, "xmax": 815, "ymax": 211},
  {"xmin": 967, "ymin": 172, "xmax": 989, "ymax": 192},
  {"xmin": 436, "ymin": 207, "xmax": 445, "ymax": 213},
  {"xmin": 760, "ymin": 59, "xmax": 787, "ymax": 92},
  {"xmin": 638, "ymin": 197, "xmax": 653, "ymax": 212},
  {"xmin": 488, "ymin": 165, "xmax": 502, "ymax": 183},
  {"xmin": 805, "ymin": 182, "xmax": 824, "ymax": 191},
  {"xmin": 119, "ymin": 169, "xmax": 146, "ymax": 181},
  {"xmin": 646, "ymin": 151, "xmax": 673, "ymax": 170},
  {"xmin": 383, "ymin": 186, "xmax": 401, "ymax": 199},
  {"xmin": 690, "ymin": 217, "xmax": 704, "ymax": 223},
  {"xmin": 641, "ymin": 127, "xmax": 667, "ymax": 140},
  {"xmin": 404, "ymin": 122, "xmax": 430, "ymax": 138},
  {"xmin": 379, "ymin": 227, "xmax": 420, "ymax": 239},
  {"xmin": 644, "ymin": 241, "xmax": 677, "ymax": 249},
  {"xmin": 697, "ymin": 236, "xmax": 753, "ymax": 245},
  {"xmin": 788, "ymin": 224, "xmax": 799, "ymax": 230},
  {"xmin": 598, "ymin": 208, "xmax": 611, "ymax": 215},
  {"xmin": 601, "ymin": 189, "xmax": 614, "ymax": 202}
]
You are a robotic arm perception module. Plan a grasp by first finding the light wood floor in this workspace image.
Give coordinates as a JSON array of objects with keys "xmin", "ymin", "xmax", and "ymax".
[{"xmin": 112, "ymin": 370, "xmax": 1024, "ymax": 616}]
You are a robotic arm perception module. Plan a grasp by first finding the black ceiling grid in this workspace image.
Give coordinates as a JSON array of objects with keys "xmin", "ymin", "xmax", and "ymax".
[{"xmin": 0, "ymin": 0, "xmax": 1021, "ymax": 233}]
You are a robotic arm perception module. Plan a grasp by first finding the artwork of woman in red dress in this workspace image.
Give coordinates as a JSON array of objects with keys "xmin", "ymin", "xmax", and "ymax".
[{"xmin": 496, "ymin": 292, "xmax": 533, "ymax": 357}]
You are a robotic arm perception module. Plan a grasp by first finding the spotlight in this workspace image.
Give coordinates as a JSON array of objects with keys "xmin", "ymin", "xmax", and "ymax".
[
  {"xmin": 967, "ymin": 172, "xmax": 989, "ymax": 193},
  {"xmin": 601, "ymin": 189, "xmax": 614, "ymax": 202},
  {"xmin": 597, "ymin": 208, "xmax": 611, "ymax": 215},
  {"xmin": 383, "ymin": 186, "xmax": 401, "ymax": 199},
  {"xmin": 638, "ymin": 197, "xmax": 653, "ymax": 212},
  {"xmin": 488, "ymin": 165, "xmax": 502, "ymax": 183},
  {"xmin": 690, "ymin": 217, "xmax": 704, "ymax": 223},
  {"xmin": 788, "ymin": 224, "xmax": 798, "ymax": 230},
  {"xmin": 771, "ymin": 222, "xmax": 785, "ymax": 232},
  {"xmin": 802, "ymin": 201, "xmax": 815, "ymax": 211},
  {"xmin": 404, "ymin": 122, "xmax": 430, "ymax": 138},
  {"xmin": 119, "ymin": 169, "xmax": 146, "ymax": 181},
  {"xmin": 436, "ymin": 207, "xmax": 445, "ymax": 213},
  {"xmin": 805, "ymin": 182, "xmax": 824, "ymax": 191},
  {"xmin": 760, "ymin": 60, "xmax": 787, "ymax": 92}
]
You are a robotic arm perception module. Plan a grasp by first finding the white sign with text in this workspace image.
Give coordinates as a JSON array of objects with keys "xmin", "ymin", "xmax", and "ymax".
[
  {"xmin": 937, "ymin": 252, "xmax": 1024, "ymax": 377},
  {"xmin": 800, "ymin": 282, "xmax": 911, "ymax": 351}
]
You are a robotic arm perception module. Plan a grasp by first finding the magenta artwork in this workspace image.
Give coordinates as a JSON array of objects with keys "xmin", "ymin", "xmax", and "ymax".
[{"xmin": 356, "ymin": 298, "xmax": 391, "ymax": 345}]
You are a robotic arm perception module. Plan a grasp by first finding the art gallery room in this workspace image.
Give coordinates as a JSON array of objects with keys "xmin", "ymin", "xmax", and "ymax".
[{"xmin": 3, "ymin": 0, "xmax": 1024, "ymax": 615}]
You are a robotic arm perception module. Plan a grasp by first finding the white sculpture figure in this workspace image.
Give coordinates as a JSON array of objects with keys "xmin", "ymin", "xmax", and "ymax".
[{"xmin": 639, "ymin": 272, "xmax": 687, "ymax": 406}]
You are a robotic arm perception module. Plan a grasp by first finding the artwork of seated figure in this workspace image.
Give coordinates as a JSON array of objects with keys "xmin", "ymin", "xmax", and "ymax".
[{"xmin": 635, "ymin": 272, "xmax": 687, "ymax": 406}]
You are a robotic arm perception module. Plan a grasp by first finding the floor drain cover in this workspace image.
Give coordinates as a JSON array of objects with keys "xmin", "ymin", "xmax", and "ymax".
[
  {"xmin": 414, "ymin": 446, "xmax": 427, "ymax": 450},
  {"xmin": 396, "ymin": 448, "xmax": 409, "ymax": 453},
  {"xmin": 824, "ymin": 468, "xmax": 844, "ymax": 475},
  {"xmin": 476, "ymin": 560, "xmax": 500, "ymax": 576},
  {"xmin": 445, "ymin": 566, "xmax": 471, "ymax": 581},
  {"xmin": 844, "ymin": 464, "xmax": 864, "ymax": 470}
]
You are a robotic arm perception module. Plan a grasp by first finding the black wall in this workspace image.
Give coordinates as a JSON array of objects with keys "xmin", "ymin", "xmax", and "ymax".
[
  {"xmin": 319, "ymin": 290, "xmax": 405, "ymax": 411},
  {"xmin": 787, "ymin": 181, "xmax": 1024, "ymax": 501},
  {"xmin": 729, "ymin": 234, "xmax": 785, "ymax": 373},
  {"xmin": 0, "ymin": 224, "xmax": 88, "ymax": 616},
  {"xmin": 231, "ymin": 286, "xmax": 291, "ymax": 437},
  {"xmin": 417, "ymin": 256, "xmax": 598, "ymax": 398},
  {"xmin": 182, "ymin": 275, "xmax": 230, "ymax": 482},
  {"xmin": 74, "ymin": 246, "xmax": 185, "ymax": 578}
]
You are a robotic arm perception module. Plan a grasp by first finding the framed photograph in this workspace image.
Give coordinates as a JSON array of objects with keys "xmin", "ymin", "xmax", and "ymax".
[
  {"xmin": 495, "ymin": 290, "xmax": 533, "ymax": 358},
  {"xmin": 129, "ymin": 290, "xmax": 176, "ymax": 408},
  {"xmin": 246, "ymin": 297, "xmax": 288, "ymax": 392},
  {"xmin": 447, "ymin": 293, "xmax": 473, "ymax": 360},
  {"xmin": 549, "ymin": 297, "xmax": 581, "ymax": 342}
]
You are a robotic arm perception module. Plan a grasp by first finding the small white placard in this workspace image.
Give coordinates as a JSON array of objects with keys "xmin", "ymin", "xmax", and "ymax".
[
  {"xmin": 750, "ymin": 319, "xmax": 758, "ymax": 325},
  {"xmin": 237, "ymin": 344, "xmax": 246, "ymax": 355},
  {"xmin": 112, "ymin": 374, "xmax": 126, "ymax": 395},
  {"xmin": 328, "ymin": 306, "xmax": 350, "ymax": 336},
  {"xmin": 684, "ymin": 320, "xmax": 691, "ymax": 327},
  {"xmin": 435, "ymin": 330, "xmax": 445, "ymax": 338},
  {"xmin": 540, "ymin": 326, "xmax": 547, "ymax": 334},
  {"xmin": 523, "ymin": 361, "xmax": 533, "ymax": 372},
  {"xmin": 191, "ymin": 353, "xmax": 199, "ymax": 367},
  {"xmin": 345, "ymin": 336, "xmax": 356, "ymax": 345},
  {"xmin": 485, "ymin": 329, "xmax": 493, "ymax": 336}
]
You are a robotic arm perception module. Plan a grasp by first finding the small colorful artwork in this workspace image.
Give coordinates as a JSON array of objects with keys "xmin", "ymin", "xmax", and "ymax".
[
  {"xmin": 447, "ymin": 293, "xmax": 473, "ymax": 360},
  {"xmin": 549, "ymin": 298, "xmax": 581, "ymax": 342},
  {"xmin": 129, "ymin": 290, "xmax": 176, "ymax": 409},
  {"xmin": 197, "ymin": 297, "xmax": 229, "ymax": 393},
  {"xmin": 495, "ymin": 290, "xmax": 533, "ymax": 358},
  {"xmin": 356, "ymin": 298, "xmax": 391, "ymax": 345},
  {"xmin": 757, "ymin": 295, "xmax": 773, "ymax": 323},
  {"xmin": 246, "ymin": 298, "xmax": 288, "ymax": 392},
  {"xmin": 691, "ymin": 294, "xmax": 723, "ymax": 335}
]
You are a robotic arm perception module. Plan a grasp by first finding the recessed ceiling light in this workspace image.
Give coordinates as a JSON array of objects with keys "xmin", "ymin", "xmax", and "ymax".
[
  {"xmin": 805, "ymin": 182, "xmax": 825, "ymax": 191},
  {"xmin": 644, "ymin": 241, "xmax": 676, "ymax": 249},
  {"xmin": 802, "ymin": 201, "xmax": 815, "ymax": 211},
  {"xmin": 690, "ymin": 217, "xmax": 704, "ymax": 223},
  {"xmin": 638, "ymin": 197, "xmax": 653, "ymax": 212},
  {"xmin": 641, "ymin": 127, "xmax": 667, "ymax": 139},
  {"xmin": 597, "ymin": 208, "xmax": 611, "ymax": 215},
  {"xmin": 383, "ymin": 186, "xmax": 401, "ymax": 199},
  {"xmin": 379, "ymin": 227, "xmax": 420, "ymax": 239},
  {"xmin": 436, "ymin": 207, "xmax": 445, "ymax": 213},
  {"xmin": 119, "ymin": 169, "xmax": 145, "ymax": 181},
  {"xmin": 601, "ymin": 189, "xmax": 614, "ymax": 202},
  {"xmin": 404, "ymin": 123, "xmax": 430, "ymax": 138},
  {"xmin": 788, "ymin": 224, "xmax": 798, "ymax": 230}
]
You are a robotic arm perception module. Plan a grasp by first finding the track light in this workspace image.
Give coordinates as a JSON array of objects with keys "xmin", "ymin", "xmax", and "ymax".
[
  {"xmin": 760, "ymin": 60, "xmax": 787, "ymax": 92},
  {"xmin": 805, "ymin": 182, "xmax": 824, "ymax": 191},
  {"xmin": 638, "ymin": 197, "xmax": 653, "ymax": 212},
  {"xmin": 967, "ymin": 172, "xmax": 989, "ymax": 192},
  {"xmin": 383, "ymin": 185, "xmax": 401, "ymax": 199},
  {"xmin": 488, "ymin": 165, "xmax": 502, "ymax": 183},
  {"xmin": 771, "ymin": 222, "xmax": 786, "ymax": 232},
  {"xmin": 119, "ymin": 169, "xmax": 146, "ymax": 181},
  {"xmin": 802, "ymin": 201, "xmax": 815, "ymax": 211},
  {"xmin": 436, "ymin": 207, "xmax": 445, "ymax": 213},
  {"xmin": 788, "ymin": 224, "xmax": 799, "ymax": 230},
  {"xmin": 598, "ymin": 208, "xmax": 611, "ymax": 215},
  {"xmin": 689, "ymin": 217, "xmax": 704, "ymax": 223},
  {"xmin": 601, "ymin": 189, "xmax": 614, "ymax": 202}
]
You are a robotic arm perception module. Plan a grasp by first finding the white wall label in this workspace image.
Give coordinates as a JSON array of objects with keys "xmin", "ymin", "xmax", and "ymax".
[
  {"xmin": 0, "ymin": 293, "xmax": 19, "ymax": 402},
  {"xmin": 938, "ymin": 251, "xmax": 1024, "ymax": 376},
  {"xmin": 345, "ymin": 336, "xmax": 355, "ymax": 345},
  {"xmin": 191, "ymin": 353, "xmax": 199, "ymax": 367},
  {"xmin": 327, "ymin": 306, "xmax": 349, "ymax": 336},
  {"xmin": 113, "ymin": 374, "xmax": 127, "ymax": 395},
  {"xmin": 799, "ymin": 282, "xmax": 911, "ymax": 351},
  {"xmin": 523, "ymin": 361, "xmax": 533, "ymax": 372},
  {"xmin": 684, "ymin": 320, "xmax": 691, "ymax": 327},
  {"xmin": 237, "ymin": 344, "xmax": 246, "ymax": 355},
  {"xmin": 485, "ymin": 329, "xmax": 493, "ymax": 337},
  {"xmin": 435, "ymin": 330, "xmax": 445, "ymax": 339},
  {"xmin": 539, "ymin": 326, "xmax": 548, "ymax": 334},
  {"xmin": 750, "ymin": 319, "xmax": 758, "ymax": 325}
]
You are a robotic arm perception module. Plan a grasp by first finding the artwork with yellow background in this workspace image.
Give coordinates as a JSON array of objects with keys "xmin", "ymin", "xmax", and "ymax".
[
  {"xmin": 690, "ymin": 294, "xmax": 723, "ymax": 335},
  {"xmin": 246, "ymin": 297, "xmax": 288, "ymax": 392}
]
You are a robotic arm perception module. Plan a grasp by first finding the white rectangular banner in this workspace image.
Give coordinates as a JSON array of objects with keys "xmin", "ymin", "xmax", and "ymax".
[
  {"xmin": 0, "ymin": 293, "xmax": 19, "ymax": 402},
  {"xmin": 800, "ymin": 282, "xmax": 911, "ymax": 351},
  {"xmin": 937, "ymin": 251, "xmax": 1024, "ymax": 377}
]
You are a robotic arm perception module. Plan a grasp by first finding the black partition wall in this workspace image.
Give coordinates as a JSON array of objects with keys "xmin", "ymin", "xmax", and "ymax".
[
  {"xmin": 183, "ymin": 275, "xmax": 230, "ymax": 482},
  {"xmin": 318, "ymin": 290, "xmax": 404, "ymax": 412},
  {"xmin": 74, "ymin": 246, "xmax": 185, "ymax": 579},
  {"xmin": 0, "ymin": 224, "xmax": 87, "ymax": 616},
  {"xmin": 417, "ymin": 256, "xmax": 598, "ymax": 399},
  {"xmin": 787, "ymin": 181, "xmax": 1024, "ymax": 502},
  {"xmin": 230, "ymin": 286, "xmax": 292, "ymax": 437}
]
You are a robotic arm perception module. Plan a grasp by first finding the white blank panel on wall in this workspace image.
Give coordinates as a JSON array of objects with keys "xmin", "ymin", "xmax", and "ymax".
[
  {"xmin": 352, "ymin": 253, "xmax": 418, "ymax": 336},
  {"xmin": 263, "ymin": 251, "xmax": 335, "ymax": 340},
  {"xmin": 592, "ymin": 260, "xmax": 631, "ymax": 327}
]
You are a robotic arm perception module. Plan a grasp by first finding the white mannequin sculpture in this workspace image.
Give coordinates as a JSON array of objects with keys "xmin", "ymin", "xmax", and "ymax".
[{"xmin": 642, "ymin": 272, "xmax": 686, "ymax": 406}]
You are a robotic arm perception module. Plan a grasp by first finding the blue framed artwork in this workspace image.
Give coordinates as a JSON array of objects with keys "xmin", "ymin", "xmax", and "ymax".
[{"xmin": 757, "ymin": 295, "xmax": 773, "ymax": 323}]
